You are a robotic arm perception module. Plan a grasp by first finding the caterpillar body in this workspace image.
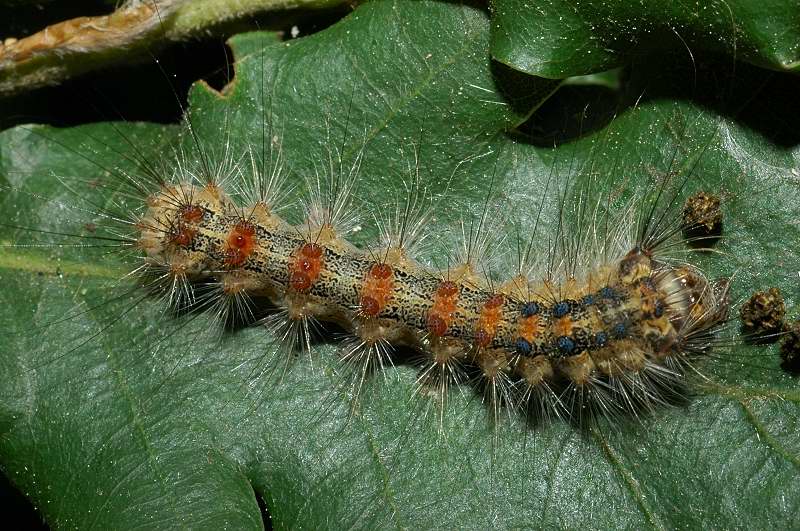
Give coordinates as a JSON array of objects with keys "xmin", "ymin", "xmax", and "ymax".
[
  {"xmin": 138, "ymin": 172, "xmax": 729, "ymax": 424},
  {"xmin": 2, "ymin": 1, "xmax": 799, "ymax": 529}
]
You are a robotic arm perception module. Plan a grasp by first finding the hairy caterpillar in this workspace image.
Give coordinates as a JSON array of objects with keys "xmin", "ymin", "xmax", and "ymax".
[{"xmin": 1, "ymin": 1, "xmax": 799, "ymax": 529}]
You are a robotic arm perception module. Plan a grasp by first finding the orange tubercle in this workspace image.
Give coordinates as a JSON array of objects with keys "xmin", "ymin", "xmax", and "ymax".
[
  {"xmin": 427, "ymin": 280, "xmax": 461, "ymax": 337},
  {"xmin": 369, "ymin": 263, "xmax": 393, "ymax": 279},
  {"xmin": 359, "ymin": 263, "xmax": 396, "ymax": 317},
  {"xmin": 437, "ymin": 280, "xmax": 459, "ymax": 297},
  {"xmin": 290, "ymin": 271, "xmax": 312, "ymax": 291},
  {"xmin": 427, "ymin": 314, "xmax": 448, "ymax": 337},
  {"xmin": 168, "ymin": 204, "xmax": 205, "ymax": 248},
  {"xmin": 552, "ymin": 316, "xmax": 573, "ymax": 338},
  {"xmin": 170, "ymin": 226, "xmax": 197, "ymax": 247},
  {"xmin": 179, "ymin": 205, "xmax": 205, "ymax": 223},
  {"xmin": 360, "ymin": 295, "xmax": 381, "ymax": 317},
  {"xmin": 301, "ymin": 243, "xmax": 323, "ymax": 258},
  {"xmin": 474, "ymin": 294, "xmax": 504, "ymax": 348},
  {"xmin": 518, "ymin": 315, "xmax": 542, "ymax": 343},
  {"xmin": 224, "ymin": 222, "xmax": 257, "ymax": 267},
  {"xmin": 485, "ymin": 294, "xmax": 504, "ymax": 309},
  {"xmin": 288, "ymin": 242, "xmax": 325, "ymax": 292}
]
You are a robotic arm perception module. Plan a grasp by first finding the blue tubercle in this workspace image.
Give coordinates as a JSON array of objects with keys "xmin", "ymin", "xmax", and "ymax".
[
  {"xmin": 557, "ymin": 336, "xmax": 575, "ymax": 354},
  {"xmin": 521, "ymin": 302, "xmax": 539, "ymax": 317},
  {"xmin": 552, "ymin": 301, "xmax": 570, "ymax": 318},
  {"xmin": 516, "ymin": 338, "xmax": 532, "ymax": 355},
  {"xmin": 595, "ymin": 331, "xmax": 608, "ymax": 347}
]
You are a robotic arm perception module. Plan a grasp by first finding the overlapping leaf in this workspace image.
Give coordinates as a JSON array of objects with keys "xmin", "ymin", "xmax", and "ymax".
[{"xmin": 490, "ymin": 0, "xmax": 800, "ymax": 77}]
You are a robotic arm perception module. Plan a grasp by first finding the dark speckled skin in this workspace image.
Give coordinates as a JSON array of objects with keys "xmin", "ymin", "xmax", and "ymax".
[{"xmin": 139, "ymin": 183, "xmax": 726, "ymax": 391}]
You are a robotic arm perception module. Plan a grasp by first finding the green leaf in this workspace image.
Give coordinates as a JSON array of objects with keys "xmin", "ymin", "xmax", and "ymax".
[
  {"xmin": 490, "ymin": 0, "xmax": 800, "ymax": 78},
  {"xmin": 1, "ymin": 0, "xmax": 799, "ymax": 528}
]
